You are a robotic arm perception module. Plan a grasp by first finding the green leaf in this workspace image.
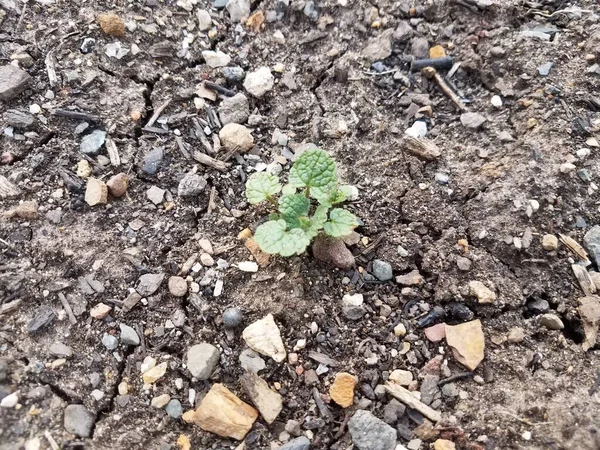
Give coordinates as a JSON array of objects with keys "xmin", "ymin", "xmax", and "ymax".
[
  {"xmin": 311, "ymin": 184, "xmax": 346, "ymax": 205},
  {"xmin": 278, "ymin": 194, "xmax": 310, "ymax": 218},
  {"xmin": 288, "ymin": 166, "xmax": 306, "ymax": 188},
  {"xmin": 282, "ymin": 215, "xmax": 301, "ymax": 229},
  {"xmin": 281, "ymin": 184, "xmax": 297, "ymax": 196},
  {"xmin": 254, "ymin": 219, "xmax": 311, "ymax": 257},
  {"xmin": 245, "ymin": 173, "xmax": 282, "ymax": 204},
  {"xmin": 293, "ymin": 149, "xmax": 337, "ymax": 188},
  {"xmin": 324, "ymin": 208, "xmax": 359, "ymax": 237},
  {"xmin": 304, "ymin": 204, "xmax": 329, "ymax": 239}
]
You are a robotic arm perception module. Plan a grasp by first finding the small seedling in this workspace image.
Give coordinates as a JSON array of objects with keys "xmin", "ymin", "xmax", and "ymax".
[{"xmin": 245, "ymin": 149, "xmax": 359, "ymax": 257}]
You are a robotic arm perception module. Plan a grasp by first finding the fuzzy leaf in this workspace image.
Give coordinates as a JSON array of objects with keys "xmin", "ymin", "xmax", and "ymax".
[
  {"xmin": 293, "ymin": 149, "xmax": 337, "ymax": 188},
  {"xmin": 245, "ymin": 173, "xmax": 282, "ymax": 204},
  {"xmin": 304, "ymin": 204, "xmax": 329, "ymax": 239},
  {"xmin": 254, "ymin": 219, "xmax": 311, "ymax": 257},
  {"xmin": 281, "ymin": 184, "xmax": 297, "ymax": 196},
  {"xmin": 288, "ymin": 166, "xmax": 306, "ymax": 188},
  {"xmin": 279, "ymin": 194, "xmax": 310, "ymax": 218},
  {"xmin": 324, "ymin": 208, "xmax": 359, "ymax": 237},
  {"xmin": 311, "ymin": 184, "xmax": 346, "ymax": 205}
]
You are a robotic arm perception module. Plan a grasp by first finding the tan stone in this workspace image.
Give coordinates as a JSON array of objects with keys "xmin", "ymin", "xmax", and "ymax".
[
  {"xmin": 424, "ymin": 323, "xmax": 446, "ymax": 342},
  {"xmin": 542, "ymin": 234, "xmax": 558, "ymax": 251},
  {"xmin": 242, "ymin": 314, "xmax": 286, "ymax": 362},
  {"xmin": 142, "ymin": 362, "xmax": 167, "ymax": 384},
  {"xmin": 219, "ymin": 123, "xmax": 254, "ymax": 152},
  {"xmin": 90, "ymin": 303, "xmax": 112, "ymax": 319},
  {"xmin": 151, "ymin": 394, "xmax": 171, "ymax": 408},
  {"xmin": 241, "ymin": 372, "xmax": 283, "ymax": 424},
  {"xmin": 507, "ymin": 327, "xmax": 525, "ymax": 344},
  {"xmin": 176, "ymin": 435, "xmax": 191, "ymax": 450},
  {"xmin": 468, "ymin": 280, "xmax": 496, "ymax": 304},
  {"xmin": 183, "ymin": 383, "xmax": 258, "ymax": 440},
  {"xmin": 14, "ymin": 200, "xmax": 38, "ymax": 219},
  {"xmin": 98, "ymin": 13, "xmax": 125, "ymax": 37},
  {"xmin": 329, "ymin": 372, "xmax": 357, "ymax": 408},
  {"xmin": 429, "ymin": 45, "xmax": 446, "ymax": 59},
  {"xmin": 107, "ymin": 173, "xmax": 128, "ymax": 197},
  {"xmin": 168, "ymin": 276, "xmax": 188, "ymax": 297},
  {"xmin": 434, "ymin": 439, "xmax": 456, "ymax": 450},
  {"xmin": 76, "ymin": 159, "xmax": 92, "ymax": 178},
  {"xmin": 395, "ymin": 270, "xmax": 424, "ymax": 286},
  {"xmin": 445, "ymin": 320, "xmax": 485, "ymax": 371},
  {"xmin": 389, "ymin": 369, "xmax": 413, "ymax": 386},
  {"xmin": 578, "ymin": 295, "xmax": 600, "ymax": 351},
  {"xmin": 245, "ymin": 238, "xmax": 270, "ymax": 267},
  {"xmin": 85, "ymin": 178, "xmax": 108, "ymax": 206}
]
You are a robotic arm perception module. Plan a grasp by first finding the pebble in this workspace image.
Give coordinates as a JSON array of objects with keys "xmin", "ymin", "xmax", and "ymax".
[
  {"xmin": 445, "ymin": 320, "xmax": 485, "ymax": 370},
  {"xmin": 1, "ymin": 391, "xmax": 18, "ymax": 407},
  {"xmin": 119, "ymin": 323, "xmax": 140, "ymax": 346},
  {"xmin": 460, "ymin": 112, "xmax": 486, "ymax": 129},
  {"xmin": 0, "ymin": 65, "xmax": 32, "ymax": 101},
  {"xmin": 424, "ymin": 323, "xmax": 446, "ymax": 342},
  {"xmin": 242, "ymin": 314, "xmax": 286, "ymax": 362},
  {"xmin": 405, "ymin": 120, "xmax": 428, "ymax": 138},
  {"xmin": 243, "ymin": 66, "xmax": 274, "ymax": 98},
  {"xmin": 507, "ymin": 327, "xmax": 525, "ymax": 344},
  {"xmin": 372, "ymin": 259, "xmax": 393, "ymax": 281},
  {"xmin": 200, "ymin": 253, "xmax": 214, "ymax": 266},
  {"xmin": 329, "ymin": 372, "xmax": 358, "ymax": 408},
  {"xmin": 136, "ymin": 273, "xmax": 165, "ymax": 296},
  {"xmin": 456, "ymin": 256, "xmax": 471, "ymax": 271},
  {"xmin": 394, "ymin": 21, "xmax": 413, "ymax": 42},
  {"xmin": 13, "ymin": 200, "xmax": 38, "ymax": 219},
  {"xmin": 166, "ymin": 399, "xmax": 183, "ymax": 418},
  {"xmin": 491, "ymin": 95, "xmax": 503, "ymax": 108},
  {"xmin": 80, "ymin": 130, "xmax": 106, "ymax": 156},
  {"xmin": 49, "ymin": 342, "xmax": 73, "ymax": 358},
  {"xmin": 584, "ymin": 226, "xmax": 600, "ymax": 265},
  {"xmin": 407, "ymin": 439, "xmax": 422, "ymax": 450},
  {"xmin": 394, "ymin": 323, "xmax": 407, "ymax": 337},
  {"xmin": 542, "ymin": 234, "xmax": 558, "ymax": 251},
  {"xmin": 241, "ymin": 371, "xmax": 283, "ymax": 424},
  {"xmin": 537, "ymin": 62, "xmax": 553, "ymax": 76},
  {"xmin": 98, "ymin": 13, "xmax": 125, "ymax": 36},
  {"xmin": 540, "ymin": 314, "xmax": 564, "ymax": 330},
  {"xmin": 187, "ymin": 343, "xmax": 220, "ymax": 380},
  {"xmin": 342, "ymin": 293, "xmax": 363, "ymax": 307},
  {"xmin": 219, "ymin": 123, "xmax": 254, "ymax": 152},
  {"xmin": 278, "ymin": 437, "xmax": 311, "ymax": 450},
  {"xmin": 362, "ymin": 29, "xmax": 393, "ymax": 62},
  {"xmin": 90, "ymin": 303, "xmax": 112, "ymax": 319},
  {"xmin": 142, "ymin": 148, "xmax": 164, "ymax": 175},
  {"xmin": 63, "ymin": 404, "xmax": 95, "ymax": 437},
  {"xmin": 176, "ymin": 172, "xmax": 207, "ymax": 200},
  {"xmin": 434, "ymin": 439, "xmax": 456, "ymax": 450},
  {"xmin": 348, "ymin": 410, "xmax": 397, "ymax": 450},
  {"xmin": 411, "ymin": 37, "xmax": 429, "ymax": 58},
  {"xmin": 226, "ymin": 0, "xmax": 251, "ymax": 22},
  {"xmin": 202, "ymin": 50, "xmax": 231, "ymax": 68},
  {"xmin": 222, "ymin": 66, "xmax": 245, "ymax": 82},
  {"xmin": 168, "ymin": 276, "xmax": 188, "ymax": 297},
  {"xmin": 389, "ymin": 369, "xmax": 413, "ymax": 386},
  {"xmin": 6, "ymin": 109, "xmax": 35, "ymax": 129},
  {"xmin": 560, "ymin": 162, "xmax": 576, "ymax": 173},
  {"xmin": 238, "ymin": 261, "xmax": 259, "ymax": 272},
  {"xmin": 468, "ymin": 281, "xmax": 496, "ymax": 304},
  {"xmin": 239, "ymin": 349, "xmax": 266, "ymax": 373},
  {"xmin": 85, "ymin": 178, "xmax": 108, "ymax": 206},
  {"xmin": 147, "ymin": 186, "xmax": 165, "ymax": 205},
  {"xmin": 151, "ymin": 394, "xmax": 171, "ymax": 408},
  {"xmin": 142, "ymin": 362, "xmax": 167, "ymax": 384},
  {"xmin": 102, "ymin": 333, "xmax": 118, "ymax": 350},
  {"xmin": 197, "ymin": 9, "xmax": 212, "ymax": 30},
  {"xmin": 395, "ymin": 270, "xmax": 424, "ymax": 286},
  {"xmin": 222, "ymin": 307, "xmax": 243, "ymax": 327},
  {"xmin": 106, "ymin": 173, "xmax": 128, "ymax": 197},
  {"xmin": 76, "ymin": 160, "xmax": 92, "ymax": 178},
  {"xmin": 218, "ymin": 93, "xmax": 250, "ymax": 125},
  {"xmin": 343, "ymin": 306, "xmax": 365, "ymax": 321},
  {"xmin": 312, "ymin": 235, "xmax": 355, "ymax": 269},
  {"xmin": 27, "ymin": 306, "xmax": 55, "ymax": 333},
  {"xmin": 383, "ymin": 399, "xmax": 406, "ymax": 425}
]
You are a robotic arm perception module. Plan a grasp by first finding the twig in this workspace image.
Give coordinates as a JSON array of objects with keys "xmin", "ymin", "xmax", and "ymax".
[
  {"xmin": 527, "ymin": 8, "xmax": 593, "ymax": 18},
  {"xmin": 333, "ymin": 411, "xmax": 351, "ymax": 440},
  {"xmin": 0, "ymin": 299, "xmax": 21, "ymax": 315},
  {"xmin": 45, "ymin": 51, "xmax": 59, "ymax": 88},
  {"xmin": 105, "ymin": 137, "xmax": 121, "ymax": 166},
  {"xmin": 52, "ymin": 109, "xmax": 100, "ymax": 123},
  {"xmin": 385, "ymin": 382, "xmax": 442, "ymax": 422},
  {"xmin": 438, "ymin": 372, "xmax": 473, "ymax": 386},
  {"xmin": 145, "ymin": 98, "xmax": 172, "ymax": 128},
  {"xmin": 175, "ymin": 136, "xmax": 192, "ymax": 160},
  {"xmin": 15, "ymin": 1, "xmax": 27, "ymax": 33},
  {"xmin": 193, "ymin": 152, "xmax": 229, "ymax": 172},
  {"xmin": 363, "ymin": 68, "xmax": 398, "ymax": 76},
  {"xmin": 44, "ymin": 430, "xmax": 59, "ymax": 450},
  {"xmin": 204, "ymin": 81, "xmax": 236, "ymax": 97},
  {"xmin": 422, "ymin": 67, "xmax": 467, "ymax": 111},
  {"xmin": 57, "ymin": 293, "xmax": 77, "ymax": 325},
  {"xmin": 207, "ymin": 186, "xmax": 217, "ymax": 214},
  {"xmin": 142, "ymin": 126, "xmax": 169, "ymax": 135}
]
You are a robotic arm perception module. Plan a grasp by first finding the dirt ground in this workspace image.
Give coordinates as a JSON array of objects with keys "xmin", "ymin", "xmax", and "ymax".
[{"xmin": 2, "ymin": 0, "xmax": 600, "ymax": 449}]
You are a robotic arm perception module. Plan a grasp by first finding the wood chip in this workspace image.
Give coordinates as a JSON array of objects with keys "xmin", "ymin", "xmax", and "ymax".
[
  {"xmin": 194, "ymin": 152, "xmax": 229, "ymax": 172},
  {"xmin": 105, "ymin": 137, "xmax": 121, "ymax": 167},
  {"xmin": 385, "ymin": 382, "xmax": 442, "ymax": 423},
  {"xmin": 572, "ymin": 265, "xmax": 596, "ymax": 296},
  {"xmin": 559, "ymin": 233, "xmax": 589, "ymax": 262},
  {"xmin": 403, "ymin": 136, "xmax": 441, "ymax": 161}
]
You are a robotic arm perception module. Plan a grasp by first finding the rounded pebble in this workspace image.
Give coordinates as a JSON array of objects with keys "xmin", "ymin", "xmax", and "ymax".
[{"xmin": 222, "ymin": 307, "xmax": 243, "ymax": 328}]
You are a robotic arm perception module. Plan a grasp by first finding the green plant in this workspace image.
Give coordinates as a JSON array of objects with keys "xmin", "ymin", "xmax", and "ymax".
[{"xmin": 245, "ymin": 149, "xmax": 359, "ymax": 257}]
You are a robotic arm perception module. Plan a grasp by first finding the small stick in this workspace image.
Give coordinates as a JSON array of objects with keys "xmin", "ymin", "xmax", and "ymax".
[
  {"xmin": 175, "ymin": 136, "xmax": 192, "ymax": 160},
  {"xmin": 44, "ymin": 430, "xmax": 60, "ymax": 450},
  {"xmin": 207, "ymin": 186, "xmax": 217, "ymax": 214},
  {"xmin": 385, "ymin": 382, "xmax": 442, "ymax": 422},
  {"xmin": 438, "ymin": 372, "xmax": 473, "ymax": 386},
  {"xmin": 411, "ymin": 56, "xmax": 453, "ymax": 72},
  {"xmin": 105, "ymin": 137, "xmax": 121, "ymax": 167},
  {"xmin": 145, "ymin": 98, "xmax": 172, "ymax": 128},
  {"xmin": 204, "ymin": 81, "xmax": 236, "ymax": 97},
  {"xmin": 0, "ymin": 299, "xmax": 21, "ymax": 315},
  {"xmin": 57, "ymin": 293, "xmax": 77, "ymax": 325},
  {"xmin": 312, "ymin": 387, "xmax": 334, "ymax": 422},
  {"xmin": 45, "ymin": 52, "xmax": 59, "ymax": 88},
  {"xmin": 422, "ymin": 67, "xmax": 467, "ymax": 111},
  {"xmin": 142, "ymin": 126, "xmax": 169, "ymax": 135},
  {"xmin": 333, "ymin": 411, "xmax": 351, "ymax": 440},
  {"xmin": 52, "ymin": 109, "xmax": 100, "ymax": 123},
  {"xmin": 193, "ymin": 151, "xmax": 229, "ymax": 172}
]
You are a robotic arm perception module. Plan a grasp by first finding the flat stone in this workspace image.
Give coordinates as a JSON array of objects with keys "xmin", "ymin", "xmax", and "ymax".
[
  {"xmin": 27, "ymin": 306, "xmax": 55, "ymax": 333},
  {"xmin": 424, "ymin": 323, "xmax": 446, "ymax": 342},
  {"xmin": 393, "ymin": 21, "xmax": 413, "ymax": 42},
  {"xmin": 411, "ymin": 37, "xmax": 429, "ymax": 58},
  {"xmin": 142, "ymin": 362, "xmax": 167, "ymax": 384},
  {"xmin": 136, "ymin": 273, "xmax": 165, "ymax": 296},
  {"xmin": 168, "ymin": 276, "xmax": 188, "ymax": 297},
  {"xmin": 460, "ymin": 112, "xmax": 486, "ymax": 129},
  {"xmin": 197, "ymin": 9, "xmax": 212, "ymax": 30},
  {"xmin": 578, "ymin": 296, "xmax": 600, "ymax": 351},
  {"xmin": 147, "ymin": 185, "xmax": 165, "ymax": 205},
  {"xmin": 342, "ymin": 306, "xmax": 365, "ymax": 321},
  {"xmin": 383, "ymin": 399, "xmax": 405, "ymax": 425},
  {"xmin": 372, "ymin": 260, "xmax": 393, "ymax": 281},
  {"xmin": 226, "ymin": 0, "xmax": 250, "ymax": 22},
  {"xmin": 540, "ymin": 313, "xmax": 564, "ymax": 330},
  {"xmin": 178, "ymin": 172, "xmax": 207, "ymax": 197},
  {"xmin": 239, "ymin": 349, "xmax": 266, "ymax": 373},
  {"xmin": 90, "ymin": 303, "xmax": 112, "ymax": 319},
  {"xmin": 49, "ymin": 342, "xmax": 73, "ymax": 358},
  {"xmin": 119, "ymin": 323, "xmax": 140, "ymax": 346},
  {"xmin": 219, "ymin": 123, "xmax": 254, "ymax": 152},
  {"xmin": 242, "ymin": 314, "xmax": 286, "ymax": 362},
  {"xmin": 80, "ymin": 130, "xmax": 106, "ymax": 156},
  {"xmin": 243, "ymin": 66, "xmax": 274, "ymax": 98},
  {"xmin": 151, "ymin": 394, "xmax": 171, "ymax": 408},
  {"xmin": 218, "ymin": 93, "xmax": 250, "ymax": 125},
  {"xmin": 348, "ymin": 409, "xmax": 397, "ymax": 450},
  {"xmin": 0, "ymin": 65, "xmax": 32, "ymax": 101},
  {"xmin": 5, "ymin": 109, "xmax": 35, "ymax": 129},
  {"xmin": 202, "ymin": 50, "xmax": 231, "ymax": 68},
  {"xmin": 107, "ymin": 173, "xmax": 128, "ymax": 197},
  {"xmin": 182, "ymin": 383, "xmax": 258, "ymax": 440},
  {"xmin": 64, "ymin": 404, "xmax": 95, "ymax": 437},
  {"xmin": 312, "ymin": 235, "xmax": 355, "ymax": 269},
  {"xmin": 395, "ymin": 270, "xmax": 424, "ymax": 286},
  {"xmin": 142, "ymin": 148, "xmax": 164, "ymax": 175},
  {"xmin": 445, "ymin": 320, "xmax": 485, "ymax": 370},
  {"xmin": 187, "ymin": 343, "xmax": 220, "ymax": 380},
  {"xmin": 279, "ymin": 437, "xmax": 311, "ymax": 450},
  {"xmin": 166, "ymin": 399, "xmax": 183, "ymax": 418},
  {"xmin": 102, "ymin": 333, "xmax": 118, "ymax": 350},
  {"xmin": 342, "ymin": 293, "xmax": 363, "ymax": 307},
  {"xmin": 389, "ymin": 369, "xmax": 413, "ymax": 386},
  {"xmin": 241, "ymin": 371, "xmax": 283, "ymax": 424},
  {"xmin": 85, "ymin": 178, "xmax": 108, "ymax": 206},
  {"xmin": 468, "ymin": 281, "xmax": 496, "ymax": 304},
  {"xmin": 13, "ymin": 200, "xmax": 38, "ymax": 219},
  {"xmin": 362, "ymin": 29, "xmax": 393, "ymax": 62},
  {"xmin": 329, "ymin": 372, "xmax": 357, "ymax": 408},
  {"xmin": 434, "ymin": 439, "xmax": 456, "ymax": 450}
]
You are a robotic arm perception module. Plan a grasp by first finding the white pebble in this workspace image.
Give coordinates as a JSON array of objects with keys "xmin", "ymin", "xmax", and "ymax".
[
  {"xmin": 29, "ymin": 104, "xmax": 41, "ymax": 114},
  {"xmin": 560, "ymin": 162, "xmax": 576, "ymax": 173},
  {"xmin": 238, "ymin": 261, "xmax": 258, "ymax": 272},
  {"xmin": 0, "ymin": 391, "xmax": 18, "ymax": 408},
  {"xmin": 491, "ymin": 95, "xmax": 503, "ymax": 108},
  {"xmin": 214, "ymin": 279, "xmax": 223, "ymax": 297}
]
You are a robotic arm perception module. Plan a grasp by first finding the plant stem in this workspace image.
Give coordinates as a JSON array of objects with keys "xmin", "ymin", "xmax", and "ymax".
[
  {"xmin": 266, "ymin": 196, "xmax": 278, "ymax": 207},
  {"xmin": 305, "ymin": 186, "xmax": 310, "ymax": 198}
]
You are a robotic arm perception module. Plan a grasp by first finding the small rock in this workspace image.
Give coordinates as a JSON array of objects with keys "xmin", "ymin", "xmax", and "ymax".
[
  {"xmin": 411, "ymin": 37, "xmax": 430, "ymax": 58},
  {"xmin": 584, "ymin": 226, "xmax": 600, "ymax": 265},
  {"xmin": 226, "ymin": 0, "xmax": 250, "ymax": 22},
  {"xmin": 102, "ymin": 333, "xmax": 118, "ymax": 350},
  {"xmin": 362, "ymin": 29, "xmax": 393, "ymax": 62},
  {"xmin": 222, "ymin": 66, "xmax": 245, "ymax": 83},
  {"xmin": 178, "ymin": 172, "xmax": 207, "ymax": 198},
  {"xmin": 578, "ymin": 295, "xmax": 600, "ymax": 351},
  {"xmin": 329, "ymin": 372, "xmax": 357, "ymax": 408},
  {"xmin": 197, "ymin": 9, "xmax": 212, "ymax": 30},
  {"xmin": 394, "ymin": 323, "xmax": 407, "ymax": 337},
  {"xmin": 278, "ymin": 437, "xmax": 311, "ymax": 450},
  {"xmin": 0, "ymin": 65, "xmax": 32, "ymax": 101},
  {"xmin": 136, "ymin": 273, "xmax": 165, "ymax": 296},
  {"xmin": 13, "ymin": 200, "xmax": 38, "ymax": 219},
  {"xmin": 142, "ymin": 362, "xmax": 167, "ymax": 384},
  {"xmin": 435, "ymin": 173, "xmax": 450, "ymax": 185},
  {"xmin": 106, "ymin": 173, "xmax": 128, "ymax": 197},
  {"xmin": 393, "ymin": 21, "xmax": 413, "ymax": 42},
  {"xmin": 241, "ymin": 371, "xmax": 283, "ymax": 424},
  {"xmin": 491, "ymin": 95, "xmax": 503, "ymax": 108},
  {"xmin": 560, "ymin": 162, "xmax": 576, "ymax": 173},
  {"xmin": 312, "ymin": 235, "xmax": 355, "ymax": 269},
  {"xmin": 5, "ymin": 109, "xmax": 35, "ymax": 129},
  {"xmin": 348, "ymin": 409, "xmax": 397, "ymax": 450},
  {"xmin": 76, "ymin": 160, "xmax": 92, "ymax": 178},
  {"xmin": 27, "ymin": 306, "xmax": 55, "ymax": 333},
  {"xmin": 142, "ymin": 148, "xmax": 164, "ymax": 175},
  {"xmin": 182, "ymin": 383, "xmax": 258, "ymax": 440},
  {"xmin": 242, "ymin": 314, "xmax": 286, "ymax": 362},
  {"xmin": 456, "ymin": 256, "xmax": 471, "ymax": 271},
  {"xmin": 168, "ymin": 276, "xmax": 188, "ymax": 297},
  {"xmin": 395, "ymin": 270, "xmax": 424, "ymax": 286},
  {"xmin": 445, "ymin": 320, "xmax": 485, "ymax": 370},
  {"xmin": 239, "ymin": 349, "xmax": 266, "ymax": 373},
  {"xmin": 405, "ymin": 120, "xmax": 428, "ymax": 138},
  {"xmin": 507, "ymin": 327, "xmax": 525, "ymax": 344},
  {"xmin": 383, "ymin": 399, "xmax": 406, "ymax": 425},
  {"xmin": 540, "ymin": 314, "xmax": 564, "ymax": 330},
  {"xmin": 1, "ymin": 391, "xmax": 18, "ymax": 408},
  {"xmin": 389, "ymin": 369, "xmax": 413, "ymax": 386},
  {"xmin": 219, "ymin": 123, "xmax": 254, "ymax": 152},
  {"xmin": 542, "ymin": 234, "xmax": 558, "ymax": 251},
  {"xmin": 342, "ymin": 293, "xmax": 363, "ymax": 307},
  {"xmin": 537, "ymin": 62, "xmax": 553, "ymax": 76},
  {"xmin": 151, "ymin": 394, "xmax": 171, "ymax": 408},
  {"xmin": 372, "ymin": 260, "xmax": 393, "ymax": 281},
  {"xmin": 243, "ymin": 67, "xmax": 274, "ymax": 98},
  {"xmin": 49, "ymin": 342, "xmax": 73, "ymax": 358},
  {"xmin": 238, "ymin": 261, "xmax": 259, "ymax": 272},
  {"xmin": 468, "ymin": 281, "xmax": 496, "ymax": 304},
  {"xmin": 424, "ymin": 323, "xmax": 446, "ymax": 342},
  {"xmin": 218, "ymin": 93, "xmax": 250, "ymax": 125},
  {"xmin": 80, "ymin": 130, "xmax": 106, "ymax": 156},
  {"xmin": 147, "ymin": 185, "xmax": 165, "ymax": 205},
  {"xmin": 187, "ymin": 343, "xmax": 220, "ymax": 380},
  {"xmin": 119, "ymin": 323, "xmax": 140, "ymax": 346},
  {"xmin": 85, "ymin": 178, "xmax": 108, "ymax": 206},
  {"xmin": 343, "ymin": 306, "xmax": 365, "ymax": 321},
  {"xmin": 98, "ymin": 13, "xmax": 125, "ymax": 36},
  {"xmin": 527, "ymin": 297, "xmax": 549, "ymax": 314},
  {"xmin": 90, "ymin": 303, "xmax": 112, "ymax": 319},
  {"xmin": 460, "ymin": 112, "xmax": 486, "ymax": 129},
  {"xmin": 202, "ymin": 50, "xmax": 231, "ymax": 68},
  {"xmin": 200, "ymin": 253, "xmax": 215, "ymax": 266},
  {"xmin": 166, "ymin": 399, "xmax": 183, "ymax": 418},
  {"xmin": 434, "ymin": 439, "xmax": 456, "ymax": 450},
  {"xmin": 64, "ymin": 404, "xmax": 95, "ymax": 437},
  {"xmin": 223, "ymin": 307, "xmax": 243, "ymax": 328}
]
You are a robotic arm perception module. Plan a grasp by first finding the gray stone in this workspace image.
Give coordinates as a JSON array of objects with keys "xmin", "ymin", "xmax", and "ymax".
[
  {"xmin": 435, "ymin": 173, "xmax": 449, "ymax": 185},
  {"xmin": 0, "ymin": 65, "xmax": 32, "ymax": 101},
  {"xmin": 222, "ymin": 66, "xmax": 245, "ymax": 82},
  {"xmin": 5, "ymin": 109, "xmax": 35, "ymax": 129},
  {"xmin": 119, "ymin": 324, "xmax": 140, "ymax": 346},
  {"xmin": 45, "ymin": 208, "xmax": 63, "ymax": 224},
  {"xmin": 343, "ymin": 306, "xmax": 365, "ymax": 321},
  {"xmin": 584, "ymin": 225, "xmax": 600, "ymax": 266},
  {"xmin": 303, "ymin": 1, "xmax": 318, "ymax": 21},
  {"xmin": 222, "ymin": 307, "xmax": 243, "ymax": 328},
  {"xmin": 420, "ymin": 374, "xmax": 439, "ymax": 405},
  {"xmin": 226, "ymin": 0, "xmax": 250, "ymax": 22},
  {"xmin": 348, "ymin": 409, "xmax": 396, "ymax": 450},
  {"xmin": 383, "ymin": 398, "xmax": 406, "ymax": 424},
  {"xmin": 218, "ymin": 93, "xmax": 250, "ymax": 125},
  {"xmin": 362, "ymin": 29, "xmax": 393, "ymax": 62},
  {"xmin": 410, "ymin": 37, "xmax": 429, "ymax": 59},
  {"xmin": 147, "ymin": 185, "xmax": 165, "ymax": 205},
  {"xmin": 136, "ymin": 273, "xmax": 165, "ymax": 296},
  {"xmin": 537, "ymin": 62, "xmax": 553, "ymax": 76},
  {"xmin": 80, "ymin": 130, "xmax": 106, "ymax": 156},
  {"xmin": 441, "ymin": 383, "xmax": 459, "ymax": 397},
  {"xmin": 372, "ymin": 260, "xmax": 393, "ymax": 281},
  {"xmin": 49, "ymin": 342, "xmax": 73, "ymax": 358},
  {"xmin": 178, "ymin": 172, "xmax": 207, "ymax": 197},
  {"xmin": 197, "ymin": 9, "xmax": 212, "ymax": 30},
  {"xmin": 540, "ymin": 314, "xmax": 564, "ymax": 330},
  {"xmin": 239, "ymin": 348, "xmax": 266, "ymax": 373},
  {"xmin": 165, "ymin": 399, "xmax": 183, "ymax": 418},
  {"xmin": 527, "ymin": 298, "xmax": 549, "ymax": 314},
  {"xmin": 187, "ymin": 343, "xmax": 220, "ymax": 379},
  {"xmin": 279, "ymin": 436, "xmax": 311, "ymax": 450},
  {"xmin": 63, "ymin": 404, "xmax": 95, "ymax": 437},
  {"xmin": 27, "ymin": 306, "xmax": 56, "ymax": 333},
  {"xmin": 460, "ymin": 112, "xmax": 486, "ymax": 129},
  {"xmin": 142, "ymin": 148, "xmax": 164, "ymax": 175},
  {"xmin": 102, "ymin": 333, "xmax": 118, "ymax": 350},
  {"xmin": 393, "ymin": 21, "xmax": 413, "ymax": 42}
]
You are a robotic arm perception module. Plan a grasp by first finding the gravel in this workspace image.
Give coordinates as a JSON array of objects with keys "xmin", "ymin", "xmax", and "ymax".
[
  {"xmin": 63, "ymin": 404, "xmax": 95, "ymax": 437},
  {"xmin": 347, "ymin": 409, "xmax": 397, "ymax": 450},
  {"xmin": 186, "ymin": 343, "xmax": 220, "ymax": 380}
]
